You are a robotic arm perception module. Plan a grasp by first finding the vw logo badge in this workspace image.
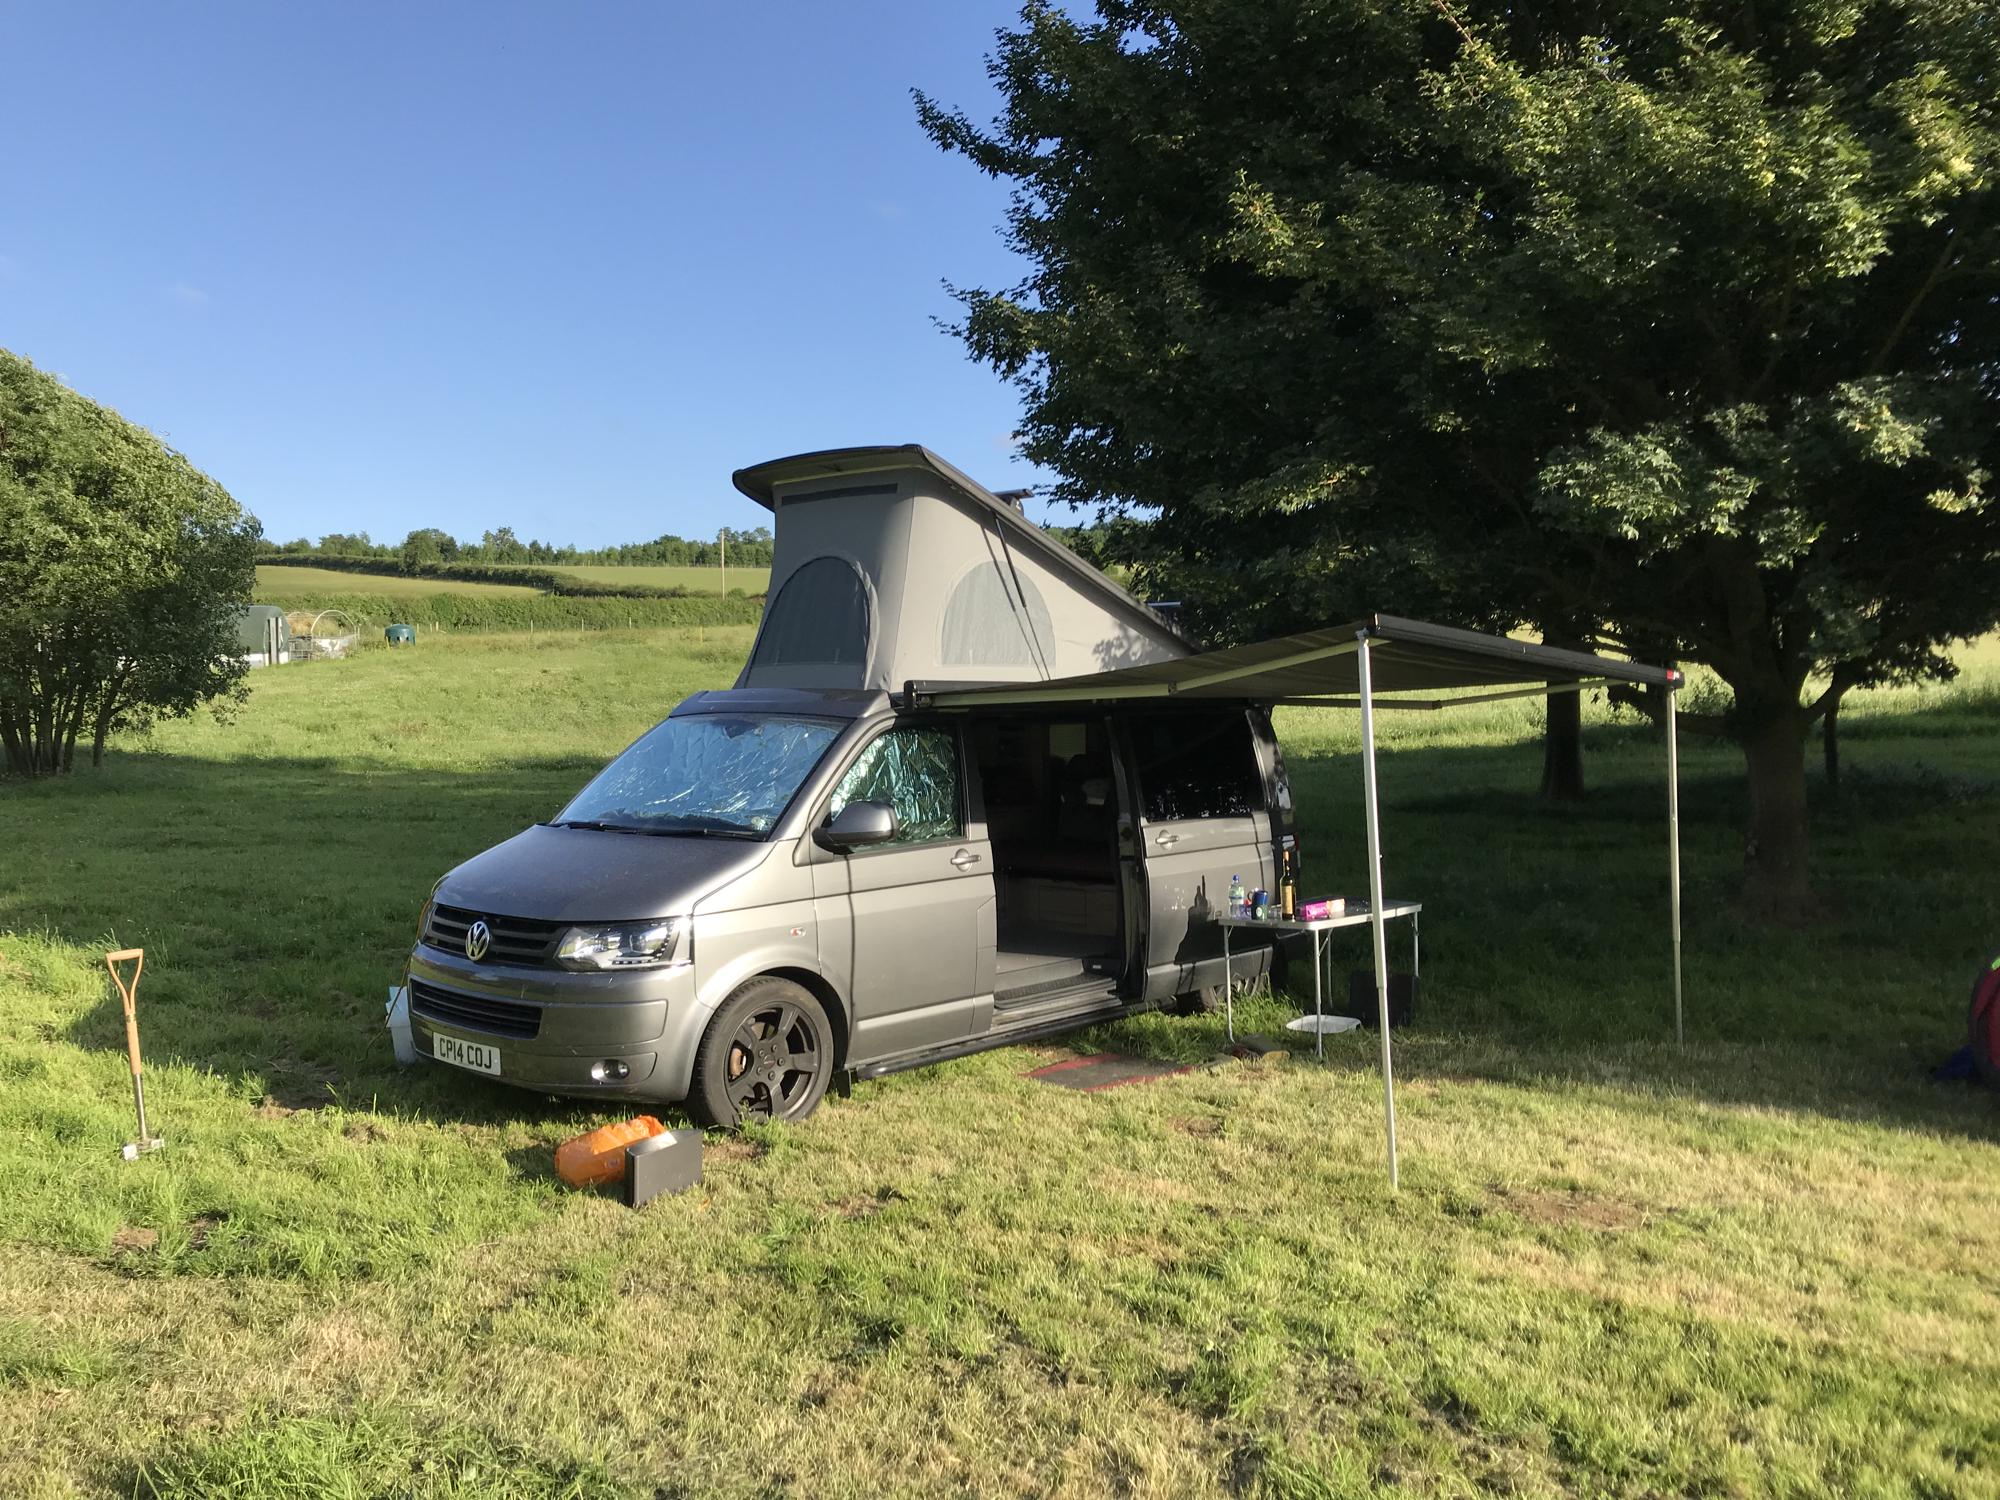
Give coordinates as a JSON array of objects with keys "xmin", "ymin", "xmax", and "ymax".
[{"xmin": 464, "ymin": 919, "xmax": 492, "ymax": 962}]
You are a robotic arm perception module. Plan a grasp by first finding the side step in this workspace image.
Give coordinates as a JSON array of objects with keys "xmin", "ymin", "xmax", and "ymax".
[{"xmin": 851, "ymin": 988, "xmax": 1134, "ymax": 1082}]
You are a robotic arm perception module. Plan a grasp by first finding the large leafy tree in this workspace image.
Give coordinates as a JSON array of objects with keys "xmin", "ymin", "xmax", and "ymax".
[
  {"xmin": 921, "ymin": 0, "xmax": 1999, "ymax": 917},
  {"xmin": 0, "ymin": 351, "xmax": 260, "ymax": 776}
]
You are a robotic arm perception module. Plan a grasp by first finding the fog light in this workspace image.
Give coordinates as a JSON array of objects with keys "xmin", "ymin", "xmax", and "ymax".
[{"xmin": 590, "ymin": 1059, "xmax": 630, "ymax": 1083}]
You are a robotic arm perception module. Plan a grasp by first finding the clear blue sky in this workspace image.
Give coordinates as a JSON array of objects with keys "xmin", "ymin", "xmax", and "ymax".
[{"xmin": 1, "ymin": 2, "xmax": 1056, "ymax": 547}]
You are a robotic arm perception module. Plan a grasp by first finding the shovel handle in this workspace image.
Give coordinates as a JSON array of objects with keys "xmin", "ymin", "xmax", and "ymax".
[{"xmin": 106, "ymin": 949, "xmax": 145, "ymax": 1078}]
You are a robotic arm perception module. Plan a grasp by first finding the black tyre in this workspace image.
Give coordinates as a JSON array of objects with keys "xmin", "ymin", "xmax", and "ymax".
[
  {"xmin": 1173, "ymin": 984, "xmax": 1225, "ymax": 1017},
  {"xmin": 688, "ymin": 977, "xmax": 835, "ymax": 1128}
]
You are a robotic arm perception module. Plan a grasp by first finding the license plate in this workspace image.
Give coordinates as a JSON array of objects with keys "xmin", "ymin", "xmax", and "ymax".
[{"xmin": 432, "ymin": 1032, "xmax": 501, "ymax": 1075}]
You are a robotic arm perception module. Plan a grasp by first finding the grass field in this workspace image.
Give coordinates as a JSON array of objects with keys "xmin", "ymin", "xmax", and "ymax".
[
  {"xmin": 1, "ymin": 627, "xmax": 1996, "ymax": 1498},
  {"xmin": 254, "ymin": 563, "xmax": 772, "ymax": 605},
  {"xmin": 255, "ymin": 564, "xmax": 543, "ymax": 599},
  {"xmin": 552, "ymin": 563, "xmax": 772, "ymax": 595}
]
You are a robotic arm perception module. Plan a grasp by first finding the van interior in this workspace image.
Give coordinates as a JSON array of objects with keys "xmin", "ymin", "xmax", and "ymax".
[{"xmin": 969, "ymin": 717, "xmax": 1124, "ymax": 1006}]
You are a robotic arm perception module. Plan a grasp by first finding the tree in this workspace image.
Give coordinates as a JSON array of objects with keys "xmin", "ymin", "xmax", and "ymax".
[
  {"xmin": 478, "ymin": 525, "xmax": 528, "ymax": 563},
  {"xmin": 399, "ymin": 527, "xmax": 458, "ymax": 569},
  {"xmin": 0, "ymin": 351, "xmax": 260, "ymax": 776},
  {"xmin": 921, "ymin": 0, "xmax": 2000, "ymax": 916}
]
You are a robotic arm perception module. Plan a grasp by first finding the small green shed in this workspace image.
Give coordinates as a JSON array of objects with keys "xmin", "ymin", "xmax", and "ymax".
[{"xmin": 235, "ymin": 604, "xmax": 293, "ymax": 666}]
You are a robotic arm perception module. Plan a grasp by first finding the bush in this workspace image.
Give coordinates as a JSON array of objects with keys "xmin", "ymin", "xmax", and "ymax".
[{"xmin": 1, "ymin": 350, "xmax": 259, "ymax": 775}]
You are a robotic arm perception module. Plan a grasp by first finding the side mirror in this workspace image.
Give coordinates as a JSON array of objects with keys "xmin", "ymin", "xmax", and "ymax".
[{"xmin": 817, "ymin": 799, "xmax": 897, "ymax": 851}]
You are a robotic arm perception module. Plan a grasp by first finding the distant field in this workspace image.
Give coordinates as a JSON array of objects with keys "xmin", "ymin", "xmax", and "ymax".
[
  {"xmin": 254, "ymin": 565, "xmax": 540, "ymax": 599},
  {"xmin": 256, "ymin": 563, "xmax": 771, "ymax": 599},
  {"xmin": 553, "ymin": 563, "xmax": 771, "ymax": 594}
]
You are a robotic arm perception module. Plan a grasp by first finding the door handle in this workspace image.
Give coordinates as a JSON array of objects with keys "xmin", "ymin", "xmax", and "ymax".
[
  {"xmin": 1153, "ymin": 832, "xmax": 1180, "ymax": 848},
  {"xmin": 951, "ymin": 849, "xmax": 983, "ymax": 870}
]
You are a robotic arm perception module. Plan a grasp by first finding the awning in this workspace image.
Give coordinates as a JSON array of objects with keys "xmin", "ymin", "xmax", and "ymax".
[
  {"xmin": 907, "ymin": 612, "xmax": 1685, "ymax": 1195},
  {"xmin": 908, "ymin": 614, "xmax": 1679, "ymax": 710}
]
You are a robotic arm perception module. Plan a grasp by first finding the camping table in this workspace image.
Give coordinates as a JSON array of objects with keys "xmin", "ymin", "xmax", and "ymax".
[{"xmin": 1217, "ymin": 901, "xmax": 1422, "ymax": 1060}]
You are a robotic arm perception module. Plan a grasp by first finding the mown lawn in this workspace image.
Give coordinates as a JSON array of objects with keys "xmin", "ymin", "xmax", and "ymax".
[{"xmin": 0, "ymin": 627, "xmax": 1995, "ymax": 1499}]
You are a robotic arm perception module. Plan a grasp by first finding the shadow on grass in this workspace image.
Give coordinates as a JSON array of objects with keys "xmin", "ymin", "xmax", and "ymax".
[
  {"xmin": 6, "ymin": 703, "xmax": 1998, "ymax": 1145},
  {"xmin": 1278, "ymin": 708, "xmax": 2000, "ymax": 1142}
]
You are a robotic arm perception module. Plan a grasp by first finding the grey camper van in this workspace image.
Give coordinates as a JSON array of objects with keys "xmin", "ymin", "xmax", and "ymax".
[{"xmin": 403, "ymin": 448, "xmax": 1293, "ymax": 1125}]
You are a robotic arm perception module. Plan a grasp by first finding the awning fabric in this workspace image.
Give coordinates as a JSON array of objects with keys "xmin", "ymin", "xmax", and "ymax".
[{"xmin": 908, "ymin": 614, "xmax": 1678, "ymax": 709}]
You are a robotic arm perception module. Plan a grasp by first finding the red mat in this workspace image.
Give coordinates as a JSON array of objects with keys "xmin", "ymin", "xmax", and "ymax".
[{"xmin": 1024, "ymin": 1052, "xmax": 1195, "ymax": 1092}]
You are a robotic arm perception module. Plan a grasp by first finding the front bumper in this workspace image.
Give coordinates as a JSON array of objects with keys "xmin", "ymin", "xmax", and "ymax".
[{"xmin": 404, "ymin": 943, "xmax": 705, "ymax": 1103}]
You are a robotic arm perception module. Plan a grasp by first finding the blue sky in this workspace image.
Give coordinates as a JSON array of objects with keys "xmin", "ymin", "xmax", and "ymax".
[{"xmin": 1, "ymin": 2, "xmax": 1056, "ymax": 546}]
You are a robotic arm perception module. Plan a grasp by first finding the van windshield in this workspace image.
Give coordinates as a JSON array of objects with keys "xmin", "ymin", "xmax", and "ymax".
[{"xmin": 553, "ymin": 713, "xmax": 843, "ymax": 837}]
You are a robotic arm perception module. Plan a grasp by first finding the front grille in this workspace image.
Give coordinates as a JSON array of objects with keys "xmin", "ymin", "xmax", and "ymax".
[
  {"xmin": 424, "ymin": 904, "xmax": 564, "ymax": 967},
  {"xmin": 409, "ymin": 978, "xmax": 543, "ymax": 1040}
]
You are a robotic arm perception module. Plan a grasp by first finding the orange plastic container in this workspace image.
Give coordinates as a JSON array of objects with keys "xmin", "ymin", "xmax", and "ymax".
[{"xmin": 554, "ymin": 1115, "xmax": 667, "ymax": 1188}]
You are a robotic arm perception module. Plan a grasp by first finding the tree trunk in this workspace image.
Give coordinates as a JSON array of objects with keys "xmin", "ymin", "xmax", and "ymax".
[
  {"xmin": 1540, "ymin": 686, "xmax": 1585, "ymax": 801},
  {"xmin": 1538, "ymin": 628, "xmax": 1588, "ymax": 801},
  {"xmin": 1741, "ymin": 705, "xmax": 1814, "ymax": 921},
  {"xmin": 1822, "ymin": 692, "xmax": 1841, "ymax": 790}
]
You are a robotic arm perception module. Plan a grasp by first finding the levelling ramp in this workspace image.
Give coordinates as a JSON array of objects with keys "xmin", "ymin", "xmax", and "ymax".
[{"xmin": 1024, "ymin": 1052, "xmax": 1195, "ymax": 1092}]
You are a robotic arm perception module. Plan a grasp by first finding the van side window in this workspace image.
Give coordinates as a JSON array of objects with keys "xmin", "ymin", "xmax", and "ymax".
[
  {"xmin": 1130, "ymin": 711, "xmax": 1262, "ymax": 821},
  {"xmin": 829, "ymin": 726, "xmax": 962, "ymax": 844}
]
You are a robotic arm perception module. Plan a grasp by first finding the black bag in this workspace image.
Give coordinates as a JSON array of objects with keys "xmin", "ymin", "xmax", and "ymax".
[{"xmin": 1348, "ymin": 969, "xmax": 1418, "ymax": 1029}]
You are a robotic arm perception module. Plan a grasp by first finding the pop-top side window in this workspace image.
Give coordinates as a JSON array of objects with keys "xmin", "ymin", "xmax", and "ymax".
[{"xmin": 749, "ymin": 557, "xmax": 870, "ymax": 669}]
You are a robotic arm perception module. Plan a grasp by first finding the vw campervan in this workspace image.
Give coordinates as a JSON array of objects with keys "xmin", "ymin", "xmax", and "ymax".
[{"xmin": 405, "ymin": 446, "xmax": 1296, "ymax": 1124}]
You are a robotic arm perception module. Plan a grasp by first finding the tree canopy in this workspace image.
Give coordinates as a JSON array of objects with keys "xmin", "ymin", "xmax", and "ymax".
[
  {"xmin": 0, "ymin": 350, "xmax": 260, "ymax": 775},
  {"xmin": 263, "ymin": 524, "xmax": 775, "ymax": 569},
  {"xmin": 922, "ymin": 0, "xmax": 2000, "ymax": 914}
]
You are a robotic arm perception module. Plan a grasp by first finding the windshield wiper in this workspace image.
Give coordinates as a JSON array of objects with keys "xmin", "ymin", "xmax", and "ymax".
[{"xmin": 551, "ymin": 817, "xmax": 758, "ymax": 839}]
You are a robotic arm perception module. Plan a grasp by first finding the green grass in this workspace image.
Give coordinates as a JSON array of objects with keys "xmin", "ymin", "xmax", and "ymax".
[
  {"xmin": 1, "ymin": 627, "xmax": 1996, "ymax": 1498},
  {"xmin": 254, "ymin": 562, "xmax": 773, "ymax": 600},
  {"xmin": 255, "ymin": 565, "xmax": 543, "ymax": 598},
  {"xmin": 551, "ymin": 563, "xmax": 771, "ymax": 595}
]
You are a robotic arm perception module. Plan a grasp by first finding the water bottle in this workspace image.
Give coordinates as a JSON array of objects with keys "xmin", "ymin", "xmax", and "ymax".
[{"xmin": 1228, "ymin": 874, "xmax": 1246, "ymax": 919}]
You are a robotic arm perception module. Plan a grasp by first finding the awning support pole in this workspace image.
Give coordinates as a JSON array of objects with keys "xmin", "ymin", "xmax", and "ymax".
[
  {"xmin": 1667, "ymin": 685, "xmax": 1683, "ymax": 1046},
  {"xmin": 1356, "ymin": 631, "xmax": 1399, "ymax": 1191}
]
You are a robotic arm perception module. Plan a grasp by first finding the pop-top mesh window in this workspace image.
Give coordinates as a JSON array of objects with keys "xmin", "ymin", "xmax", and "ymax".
[
  {"xmin": 829, "ymin": 727, "xmax": 962, "ymax": 844},
  {"xmin": 749, "ymin": 557, "xmax": 870, "ymax": 670},
  {"xmin": 1130, "ymin": 711, "xmax": 1263, "ymax": 822},
  {"xmin": 940, "ymin": 563, "xmax": 1054, "ymax": 666}
]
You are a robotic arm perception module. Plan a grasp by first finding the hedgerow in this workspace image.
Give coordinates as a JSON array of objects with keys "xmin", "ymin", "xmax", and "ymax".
[
  {"xmin": 253, "ymin": 554, "xmax": 712, "ymax": 599},
  {"xmin": 262, "ymin": 591, "xmax": 763, "ymax": 632}
]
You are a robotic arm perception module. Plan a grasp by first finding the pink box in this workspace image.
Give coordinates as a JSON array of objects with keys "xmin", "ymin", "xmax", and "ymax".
[{"xmin": 1297, "ymin": 898, "xmax": 1346, "ymax": 921}]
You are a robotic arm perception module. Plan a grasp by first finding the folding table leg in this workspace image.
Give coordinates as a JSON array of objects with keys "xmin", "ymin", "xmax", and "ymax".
[
  {"xmin": 1313, "ymin": 930, "xmax": 1324, "ymax": 1061},
  {"xmin": 1223, "ymin": 926, "xmax": 1234, "ymax": 1045}
]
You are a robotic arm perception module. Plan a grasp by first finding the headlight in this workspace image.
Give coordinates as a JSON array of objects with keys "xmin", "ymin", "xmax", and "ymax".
[
  {"xmin": 416, "ymin": 879, "xmax": 444, "ymax": 943},
  {"xmin": 555, "ymin": 919, "xmax": 685, "ymax": 971}
]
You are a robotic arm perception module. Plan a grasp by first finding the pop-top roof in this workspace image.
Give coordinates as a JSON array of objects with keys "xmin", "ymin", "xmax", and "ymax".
[
  {"xmin": 732, "ymin": 444, "xmax": 1183, "ymax": 644},
  {"xmin": 729, "ymin": 445, "xmax": 1188, "ymax": 694}
]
